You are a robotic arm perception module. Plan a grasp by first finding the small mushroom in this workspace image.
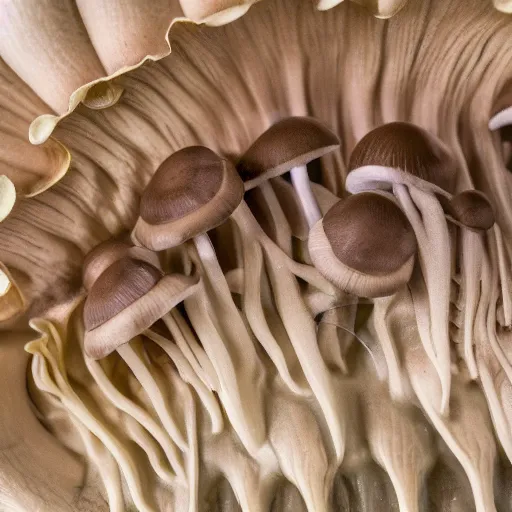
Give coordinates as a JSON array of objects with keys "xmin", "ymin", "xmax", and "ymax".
[
  {"xmin": 84, "ymin": 255, "xmax": 199, "ymax": 457},
  {"xmin": 309, "ymin": 192, "xmax": 417, "ymax": 298},
  {"xmin": 346, "ymin": 122, "xmax": 456, "ymax": 415},
  {"xmin": 238, "ymin": 116, "xmax": 340, "ymax": 229},
  {"xmin": 447, "ymin": 190, "xmax": 495, "ymax": 232}
]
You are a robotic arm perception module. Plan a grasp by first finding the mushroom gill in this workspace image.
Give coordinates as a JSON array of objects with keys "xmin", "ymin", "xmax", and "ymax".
[{"xmin": 1, "ymin": 0, "xmax": 512, "ymax": 511}]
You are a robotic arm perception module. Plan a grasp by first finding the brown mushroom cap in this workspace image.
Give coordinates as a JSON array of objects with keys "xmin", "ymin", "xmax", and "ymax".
[
  {"xmin": 83, "ymin": 257, "xmax": 199, "ymax": 359},
  {"xmin": 84, "ymin": 258, "xmax": 163, "ymax": 331},
  {"xmin": 132, "ymin": 146, "xmax": 244, "ymax": 251},
  {"xmin": 309, "ymin": 192, "xmax": 417, "ymax": 298},
  {"xmin": 237, "ymin": 116, "xmax": 340, "ymax": 190},
  {"xmin": 448, "ymin": 190, "xmax": 495, "ymax": 231},
  {"xmin": 82, "ymin": 235, "xmax": 160, "ymax": 291},
  {"xmin": 348, "ymin": 122, "xmax": 457, "ymax": 193}
]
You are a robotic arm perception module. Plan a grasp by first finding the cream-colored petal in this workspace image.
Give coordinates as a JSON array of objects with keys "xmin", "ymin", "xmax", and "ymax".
[
  {"xmin": 0, "ymin": 263, "xmax": 25, "ymax": 323},
  {"xmin": 0, "ymin": 176, "xmax": 15, "ymax": 222},
  {"xmin": 0, "ymin": 0, "xmax": 106, "ymax": 114},
  {"xmin": 76, "ymin": 0, "xmax": 183, "ymax": 74},
  {"xmin": 0, "ymin": 59, "xmax": 70, "ymax": 197},
  {"xmin": 179, "ymin": 0, "xmax": 258, "ymax": 26},
  {"xmin": 493, "ymin": 0, "xmax": 512, "ymax": 14}
]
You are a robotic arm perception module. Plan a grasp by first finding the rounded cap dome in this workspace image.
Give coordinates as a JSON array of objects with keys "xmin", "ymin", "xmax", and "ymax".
[
  {"xmin": 82, "ymin": 235, "xmax": 160, "ymax": 291},
  {"xmin": 237, "ymin": 116, "xmax": 340, "ymax": 190},
  {"xmin": 448, "ymin": 190, "xmax": 495, "ymax": 231},
  {"xmin": 133, "ymin": 146, "xmax": 244, "ymax": 251},
  {"xmin": 308, "ymin": 192, "xmax": 417, "ymax": 298},
  {"xmin": 83, "ymin": 257, "xmax": 199, "ymax": 359},
  {"xmin": 348, "ymin": 122, "xmax": 457, "ymax": 193}
]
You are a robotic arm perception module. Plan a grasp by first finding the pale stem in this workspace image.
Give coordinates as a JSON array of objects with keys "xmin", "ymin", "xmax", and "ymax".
[
  {"xmin": 184, "ymin": 283, "xmax": 265, "ymax": 456},
  {"xmin": 394, "ymin": 184, "xmax": 452, "ymax": 415},
  {"xmin": 164, "ymin": 309, "xmax": 220, "ymax": 391},
  {"xmin": 85, "ymin": 356, "xmax": 185, "ymax": 481},
  {"xmin": 144, "ymin": 328, "xmax": 224, "ymax": 434},
  {"xmin": 116, "ymin": 342, "xmax": 188, "ymax": 450},
  {"xmin": 494, "ymin": 224, "xmax": 512, "ymax": 326},
  {"xmin": 258, "ymin": 179, "xmax": 293, "ymax": 256},
  {"xmin": 231, "ymin": 201, "xmax": 345, "ymax": 460},
  {"xmin": 290, "ymin": 165, "xmax": 323, "ymax": 228},
  {"xmin": 461, "ymin": 229, "xmax": 483, "ymax": 379},
  {"xmin": 36, "ymin": 344, "xmax": 153, "ymax": 512}
]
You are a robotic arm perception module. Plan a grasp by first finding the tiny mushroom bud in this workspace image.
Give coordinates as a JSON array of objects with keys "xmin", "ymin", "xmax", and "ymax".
[
  {"xmin": 448, "ymin": 190, "xmax": 495, "ymax": 232},
  {"xmin": 309, "ymin": 192, "xmax": 417, "ymax": 298},
  {"xmin": 238, "ymin": 116, "xmax": 340, "ymax": 228}
]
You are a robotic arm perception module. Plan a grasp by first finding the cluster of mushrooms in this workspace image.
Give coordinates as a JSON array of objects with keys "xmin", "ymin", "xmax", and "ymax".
[{"xmin": 26, "ymin": 115, "xmax": 512, "ymax": 512}]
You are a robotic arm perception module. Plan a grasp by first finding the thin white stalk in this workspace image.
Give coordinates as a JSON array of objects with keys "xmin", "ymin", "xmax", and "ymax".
[
  {"xmin": 290, "ymin": 165, "xmax": 323, "ymax": 229},
  {"xmin": 232, "ymin": 201, "xmax": 346, "ymax": 459},
  {"xmin": 460, "ymin": 229, "xmax": 483, "ymax": 379},
  {"xmin": 494, "ymin": 224, "xmax": 512, "ymax": 326},
  {"xmin": 116, "ymin": 342, "xmax": 188, "ymax": 451},
  {"xmin": 235, "ymin": 219, "xmax": 310, "ymax": 395},
  {"xmin": 144, "ymin": 328, "xmax": 224, "ymax": 434},
  {"xmin": 35, "ymin": 342, "xmax": 154, "ymax": 512},
  {"xmin": 85, "ymin": 356, "xmax": 185, "ymax": 481},
  {"xmin": 184, "ymin": 283, "xmax": 265, "ymax": 456},
  {"xmin": 258, "ymin": 180, "xmax": 293, "ymax": 256},
  {"xmin": 164, "ymin": 309, "xmax": 219, "ymax": 391},
  {"xmin": 395, "ymin": 184, "xmax": 452, "ymax": 415}
]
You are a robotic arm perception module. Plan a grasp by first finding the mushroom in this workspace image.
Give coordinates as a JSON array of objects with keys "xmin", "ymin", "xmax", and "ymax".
[
  {"xmin": 131, "ymin": 146, "xmax": 267, "ymax": 455},
  {"xmin": 237, "ymin": 116, "xmax": 340, "ymax": 229},
  {"xmin": 345, "ymin": 122, "xmax": 458, "ymax": 415},
  {"xmin": 308, "ymin": 192, "xmax": 417, "ymax": 298},
  {"xmin": 83, "ymin": 255, "xmax": 200, "ymax": 456}
]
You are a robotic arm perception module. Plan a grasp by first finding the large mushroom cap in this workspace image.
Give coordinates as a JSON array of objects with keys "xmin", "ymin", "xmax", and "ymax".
[
  {"xmin": 448, "ymin": 190, "xmax": 495, "ymax": 231},
  {"xmin": 84, "ymin": 257, "xmax": 198, "ymax": 359},
  {"xmin": 308, "ymin": 192, "xmax": 417, "ymax": 298},
  {"xmin": 237, "ymin": 116, "xmax": 340, "ymax": 190},
  {"xmin": 133, "ymin": 146, "xmax": 244, "ymax": 251},
  {"xmin": 348, "ymin": 122, "xmax": 457, "ymax": 193}
]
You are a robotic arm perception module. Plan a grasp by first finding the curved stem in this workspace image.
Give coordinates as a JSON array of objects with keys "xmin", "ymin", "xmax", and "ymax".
[
  {"xmin": 290, "ymin": 165, "xmax": 322, "ymax": 229},
  {"xmin": 116, "ymin": 342, "xmax": 188, "ymax": 451},
  {"xmin": 84, "ymin": 356, "xmax": 185, "ymax": 481},
  {"xmin": 460, "ymin": 229, "xmax": 483, "ymax": 379},
  {"xmin": 144, "ymin": 329, "xmax": 224, "ymax": 434},
  {"xmin": 231, "ymin": 202, "xmax": 345, "ymax": 459},
  {"xmin": 394, "ymin": 184, "xmax": 452, "ymax": 416},
  {"xmin": 258, "ymin": 180, "xmax": 293, "ymax": 256},
  {"xmin": 164, "ymin": 309, "xmax": 220, "ymax": 391},
  {"xmin": 184, "ymin": 283, "xmax": 266, "ymax": 456}
]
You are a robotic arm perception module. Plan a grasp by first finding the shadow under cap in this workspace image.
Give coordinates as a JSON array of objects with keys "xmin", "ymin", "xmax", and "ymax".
[
  {"xmin": 133, "ymin": 147, "xmax": 245, "ymax": 251},
  {"xmin": 323, "ymin": 192, "xmax": 417, "ymax": 275},
  {"xmin": 84, "ymin": 257, "xmax": 163, "ymax": 331},
  {"xmin": 448, "ymin": 190, "xmax": 495, "ymax": 231},
  {"xmin": 140, "ymin": 146, "xmax": 225, "ymax": 225},
  {"xmin": 348, "ymin": 122, "xmax": 457, "ymax": 193},
  {"xmin": 237, "ymin": 116, "xmax": 340, "ymax": 190}
]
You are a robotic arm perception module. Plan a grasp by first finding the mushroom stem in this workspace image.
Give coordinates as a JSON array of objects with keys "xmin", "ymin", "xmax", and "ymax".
[
  {"xmin": 258, "ymin": 180, "xmax": 293, "ymax": 256},
  {"xmin": 394, "ymin": 184, "xmax": 452, "ymax": 416},
  {"xmin": 116, "ymin": 341, "xmax": 188, "ymax": 451},
  {"xmin": 460, "ymin": 229, "xmax": 483, "ymax": 379},
  {"xmin": 231, "ymin": 201, "xmax": 345, "ymax": 459},
  {"xmin": 290, "ymin": 165, "xmax": 323, "ymax": 228},
  {"xmin": 162, "ymin": 310, "xmax": 220, "ymax": 392},
  {"xmin": 184, "ymin": 281, "xmax": 266, "ymax": 456},
  {"xmin": 143, "ymin": 329, "xmax": 224, "ymax": 434},
  {"xmin": 84, "ymin": 355, "xmax": 185, "ymax": 481}
]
